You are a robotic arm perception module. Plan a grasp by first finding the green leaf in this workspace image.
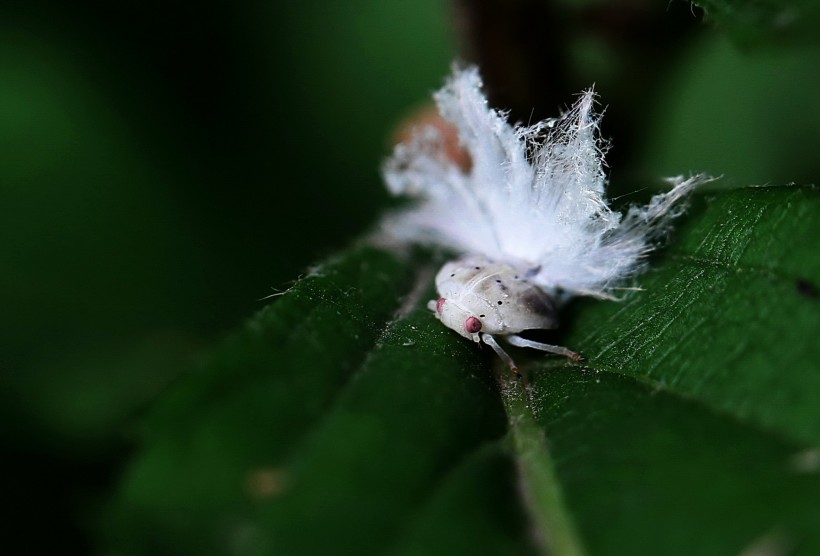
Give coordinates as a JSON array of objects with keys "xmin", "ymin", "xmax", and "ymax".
[
  {"xmin": 565, "ymin": 185, "xmax": 820, "ymax": 444},
  {"xmin": 694, "ymin": 0, "xmax": 820, "ymax": 46},
  {"xmin": 105, "ymin": 184, "xmax": 820, "ymax": 555}
]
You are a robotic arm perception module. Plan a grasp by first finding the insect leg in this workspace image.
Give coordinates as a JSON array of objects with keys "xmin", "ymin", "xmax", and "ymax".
[
  {"xmin": 481, "ymin": 333, "xmax": 519, "ymax": 372},
  {"xmin": 505, "ymin": 335, "xmax": 582, "ymax": 362}
]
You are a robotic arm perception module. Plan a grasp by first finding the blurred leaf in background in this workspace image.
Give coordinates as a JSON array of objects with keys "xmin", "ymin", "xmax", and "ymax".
[
  {"xmin": 693, "ymin": 0, "xmax": 820, "ymax": 45},
  {"xmin": 640, "ymin": 35, "xmax": 820, "ymax": 188},
  {"xmin": 1, "ymin": 0, "xmax": 452, "ymax": 552},
  {"xmin": 2, "ymin": 0, "xmax": 819, "ymax": 554}
]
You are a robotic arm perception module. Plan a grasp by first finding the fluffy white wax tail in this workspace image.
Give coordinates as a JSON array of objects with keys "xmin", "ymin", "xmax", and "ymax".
[{"xmin": 382, "ymin": 66, "xmax": 713, "ymax": 299}]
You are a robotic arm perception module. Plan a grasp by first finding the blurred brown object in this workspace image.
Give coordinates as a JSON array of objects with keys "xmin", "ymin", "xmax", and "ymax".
[{"xmin": 392, "ymin": 103, "xmax": 473, "ymax": 173}]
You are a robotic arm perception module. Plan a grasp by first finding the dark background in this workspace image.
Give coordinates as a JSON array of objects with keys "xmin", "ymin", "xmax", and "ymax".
[{"xmin": 0, "ymin": 2, "xmax": 454, "ymax": 551}]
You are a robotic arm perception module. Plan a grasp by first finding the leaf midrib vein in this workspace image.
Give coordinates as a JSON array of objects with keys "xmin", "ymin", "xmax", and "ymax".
[{"xmin": 497, "ymin": 369, "xmax": 588, "ymax": 556}]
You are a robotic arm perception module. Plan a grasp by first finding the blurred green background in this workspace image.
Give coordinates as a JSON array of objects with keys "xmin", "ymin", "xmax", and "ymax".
[
  {"xmin": 0, "ymin": 1, "xmax": 454, "ymax": 552},
  {"xmin": 1, "ymin": 0, "xmax": 818, "ymax": 553}
]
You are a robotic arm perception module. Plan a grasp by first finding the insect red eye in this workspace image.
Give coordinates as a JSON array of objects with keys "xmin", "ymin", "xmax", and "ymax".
[
  {"xmin": 465, "ymin": 316, "xmax": 482, "ymax": 333},
  {"xmin": 436, "ymin": 298, "xmax": 446, "ymax": 314}
]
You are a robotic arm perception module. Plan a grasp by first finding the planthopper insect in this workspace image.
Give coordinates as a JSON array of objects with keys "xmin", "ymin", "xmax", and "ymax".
[{"xmin": 382, "ymin": 66, "xmax": 710, "ymax": 371}]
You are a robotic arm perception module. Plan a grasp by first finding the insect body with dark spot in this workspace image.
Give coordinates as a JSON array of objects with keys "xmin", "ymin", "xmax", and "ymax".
[{"xmin": 429, "ymin": 256, "xmax": 579, "ymax": 369}]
